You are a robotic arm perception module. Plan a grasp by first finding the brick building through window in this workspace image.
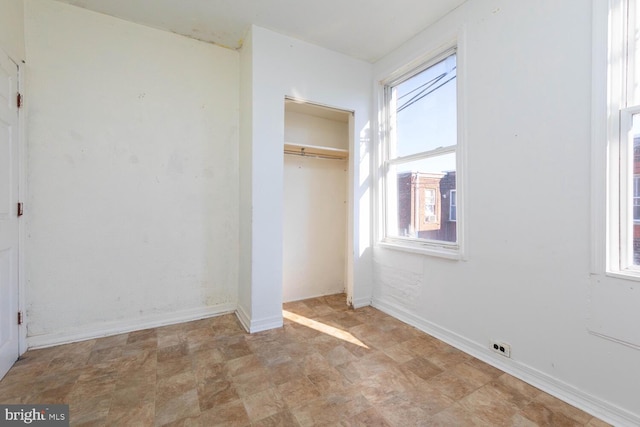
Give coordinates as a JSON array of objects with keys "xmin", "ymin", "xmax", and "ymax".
[{"xmin": 397, "ymin": 170, "xmax": 456, "ymax": 242}]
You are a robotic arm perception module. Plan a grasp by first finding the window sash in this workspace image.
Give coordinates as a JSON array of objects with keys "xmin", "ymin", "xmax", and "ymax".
[{"xmin": 619, "ymin": 108, "xmax": 640, "ymax": 270}]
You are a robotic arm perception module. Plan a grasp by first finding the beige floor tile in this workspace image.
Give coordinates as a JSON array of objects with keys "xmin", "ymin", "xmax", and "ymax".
[
  {"xmin": 533, "ymin": 392, "xmax": 594, "ymax": 424},
  {"xmin": 154, "ymin": 388, "xmax": 200, "ymax": 426},
  {"xmin": 400, "ymin": 355, "xmax": 443, "ymax": 381},
  {"xmin": 199, "ymin": 399, "xmax": 250, "ymax": 427},
  {"xmin": 290, "ymin": 397, "xmax": 341, "ymax": 427},
  {"xmin": 241, "ymin": 387, "xmax": 286, "ymax": 422},
  {"xmin": 266, "ymin": 359, "xmax": 304, "ymax": 385},
  {"xmin": 520, "ymin": 400, "xmax": 584, "ymax": 426},
  {"xmin": 375, "ymin": 394, "xmax": 433, "ymax": 427},
  {"xmin": 197, "ymin": 377, "xmax": 240, "ymax": 411},
  {"xmin": 157, "ymin": 355, "xmax": 191, "ymax": 379},
  {"xmin": 340, "ymin": 407, "xmax": 391, "ymax": 426},
  {"xmin": 586, "ymin": 417, "xmax": 613, "ymax": 427},
  {"xmin": 252, "ymin": 410, "xmax": 301, "ymax": 427},
  {"xmin": 426, "ymin": 402, "xmax": 490, "ymax": 426},
  {"xmin": 458, "ymin": 384, "xmax": 521, "ymax": 426},
  {"xmin": 326, "ymin": 387, "xmax": 371, "ymax": 420},
  {"xmin": 277, "ymin": 377, "xmax": 321, "ymax": 408},
  {"xmin": 449, "ymin": 360, "xmax": 497, "ymax": 388},
  {"xmin": 0, "ymin": 294, "xmax": 611, "ymax": 427},
  {"xmin": 231, "ymin": 366, "xmax": 273, "ymax": 398},
  {"xmin": 426, "ymin": 370, "xmax": 479, "ymax": 401}
]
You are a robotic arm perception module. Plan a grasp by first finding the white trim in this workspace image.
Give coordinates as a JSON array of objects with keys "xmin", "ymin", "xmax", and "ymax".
[
  {"xmin": 388, "ymin": 145, "xmax": 456, "ymax": 164},
  {"xmin": 235, "ymin": 304, "xmax": 283, "ymax": 333},
  {"xmin": 27, "ymin": 303, "xmax": 236, "ymax": 349},
  {"xmin": 380, "ymin": 46, "xmax": 458, "ymax": 87},
  {"xmin": 351, "ymin": 296, "xmax": 372, "ymax": 309},
  {"xmin": 247, "ymin": 315, "xmax": 283, "ymax": 334},
  {"xmin": 590, "ymin": 53, "xmax": 605, "ymax": 281},
  {"xmin": 16, "ymin": 58, "xmax": 27, "ymax": 357},
  {"xmin": 604, "ymin": 270, "xmax": 640, "ymax": 281},
  {"xmin": 373, "ymin": 297, "xmax": 640, "ymax": 427},
  {"xmin": 377, "ymin": 240, "xmax": 461, "ymax": 260},
  {"xmin": 283, "ymin": 291, "xmax": 348, "ymax": 305},
  {"xmin": 235, "ymin": 304, "xmax": 251, "ymax": 333}
]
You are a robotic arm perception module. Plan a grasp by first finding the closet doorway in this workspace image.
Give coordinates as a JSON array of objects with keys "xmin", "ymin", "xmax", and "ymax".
[{"xmin": 282, "ymin": 98, "xmax": 351, "ymax": 303}]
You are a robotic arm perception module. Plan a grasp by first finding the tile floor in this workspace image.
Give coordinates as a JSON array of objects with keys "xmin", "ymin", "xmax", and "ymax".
[{"xmin": 0, "ymin": 294, "xmax": 610, "ymax": 426}]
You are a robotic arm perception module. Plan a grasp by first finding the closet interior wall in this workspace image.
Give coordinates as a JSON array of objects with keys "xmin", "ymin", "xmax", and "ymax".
[{"xmin": 282, "ymin": 101, "xmax": 350, "ymax": 302}]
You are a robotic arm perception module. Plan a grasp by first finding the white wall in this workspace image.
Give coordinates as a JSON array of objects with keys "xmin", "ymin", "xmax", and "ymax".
[
  {"xmin": 0, "ymin": 0, "xmax": 25, "ymax": 62},
  {"xmin": 24, "ymin": 0, "xmax": 239, "ymax": 346},
  {"xmin": 372, "ymin": 1, "xmax": 639, "ymax": 425},
  {"xmin": 283, "ymin": 111, "xmax": 348, "ymax": 302},
  {"xmin": 237, "ymin": 25, "xmax": 372, "ymax": 332}
]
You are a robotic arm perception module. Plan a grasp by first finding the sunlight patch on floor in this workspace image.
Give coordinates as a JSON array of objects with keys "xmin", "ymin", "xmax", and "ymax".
[{"xmin": 282, "ymin": 309, "xmax": 369, "ymax": 348}]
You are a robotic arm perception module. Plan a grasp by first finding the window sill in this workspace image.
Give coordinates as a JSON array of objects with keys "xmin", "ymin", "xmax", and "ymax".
[
  {"xmin": 377, "ymin": 240, "xmax": 462, "ymax": 260},
  {"xmin": 605, "ymin": 270, "xmax": 640, "ymax": 282}
]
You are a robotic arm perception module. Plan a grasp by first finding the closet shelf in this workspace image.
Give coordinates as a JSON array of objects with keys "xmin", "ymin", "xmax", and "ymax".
[{"xmin": 284, "ymin": 143, "xmax": 348, "ymax": 160}]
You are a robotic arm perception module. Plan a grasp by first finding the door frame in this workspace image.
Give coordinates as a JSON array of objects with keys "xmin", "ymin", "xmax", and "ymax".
[
  {"xmin": 6, "ymin": 48, "xmax": 27, "ymax": 356},
  {"xmin": 17, "ymin": 57, "xmax": 26, "ymax": 356},
  {"xmin": 282, "ymin": 96, "xmax": 355, "ymax": 305}
]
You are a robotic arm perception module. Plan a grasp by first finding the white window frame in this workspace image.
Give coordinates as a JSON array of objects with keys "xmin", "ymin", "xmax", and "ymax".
[
  {"xmin": 377, "ymin": 44, "xmax": 465, "ymax": 259},
  {"xmin": 590, "ymin": 0, "xmax": 640, "ymax": 351},
  {"xmin": 604, "ymin": 0, "xmax": 640, "ymax": 277}
]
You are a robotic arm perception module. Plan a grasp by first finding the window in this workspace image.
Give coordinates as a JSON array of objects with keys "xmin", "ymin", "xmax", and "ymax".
[
  {"xmin": 381, "ymin": 48, "xmax": 459, "ymax": 251},
  {"xmin": 425, "ymin": 189, "xmax": 436, "ymax": 222},
  {"xmin": 608, "ymin": 0, "xmax": 640, "ymax": 272},
  {"xmin": 449, "ymin": 189, "xmax": 457, "ymax": 222}
]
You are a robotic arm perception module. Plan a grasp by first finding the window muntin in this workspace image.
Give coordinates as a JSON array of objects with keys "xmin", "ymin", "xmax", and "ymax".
[{"xmin": 383, "ymin": 50, "xmax": 458, "ymax": 247}]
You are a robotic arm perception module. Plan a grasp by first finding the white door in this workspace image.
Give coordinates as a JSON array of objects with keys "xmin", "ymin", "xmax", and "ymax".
[{"xmin": 0, "ymin": 49, "xmax": 20, "ymax": 380}]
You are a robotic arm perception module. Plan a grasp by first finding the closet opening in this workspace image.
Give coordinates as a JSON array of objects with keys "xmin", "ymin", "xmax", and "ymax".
[{"xmin": 282, "ymin": 97, "xmax": 352, "ymax": 310}]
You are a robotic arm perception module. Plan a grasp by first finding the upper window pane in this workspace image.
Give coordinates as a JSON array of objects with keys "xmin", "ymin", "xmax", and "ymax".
[{"xmin": 392, "ymin": 53, "xmax": 457, "ymax": 158}]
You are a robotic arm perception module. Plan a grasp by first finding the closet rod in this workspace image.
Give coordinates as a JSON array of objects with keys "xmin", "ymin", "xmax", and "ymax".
[{"xmin": 283, "ymin": 150, "xmax": 347, "ymax": 161}]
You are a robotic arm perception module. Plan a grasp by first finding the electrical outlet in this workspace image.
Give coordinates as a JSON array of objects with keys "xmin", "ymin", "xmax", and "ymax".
[{"xmin": 491, "ymin": 341, "xmax": 511, "ymax": 358}]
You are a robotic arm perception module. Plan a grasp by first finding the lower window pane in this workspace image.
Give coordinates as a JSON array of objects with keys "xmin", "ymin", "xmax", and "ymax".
[{"xmin": 387, "ymin": 153, "xmax": 456, "ymax": 243}]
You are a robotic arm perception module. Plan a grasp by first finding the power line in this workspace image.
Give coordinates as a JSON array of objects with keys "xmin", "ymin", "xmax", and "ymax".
[
  {"xmin": 398, "ymin": 72, "xmax": 447, "ymax": 100},
  {"xmin": 397, "ymin": 74, "xmax": 456, "ymax": 113}
]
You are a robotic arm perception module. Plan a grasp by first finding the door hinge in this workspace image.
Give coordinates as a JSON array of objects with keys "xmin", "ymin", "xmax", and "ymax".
[
  {"xmin": 17, "ymin": 311, "xmax": 23, "ymax": 325},
  {"xmin": 17, "ymin": 202, "xmax": 23, "ymax": 217},
  {"xmin": 16, "ymin": 92, "xmax": 22, "ymax": 109}
]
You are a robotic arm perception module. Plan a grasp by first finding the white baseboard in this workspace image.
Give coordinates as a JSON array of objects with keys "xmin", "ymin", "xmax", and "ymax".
[
  {"xmin": 235, "ymin": 304, "xmax": 251, "ymax": 333},
  {"xmin": 351, "ymin": 296, "xmax": 372, "ymax": 309},
  {"xmin": 235, "ymin": 304, "xmax": 283, "ymax": 333},
  {"xmin": 27, "ymin": 302, "xmax": 236, "ymax": 349},
  {"xmin": 283, "ymin": 290, "xmax": 346, "ymax": 304},
  {"xmin": 372, "ymin": 297, "xmax": 640, "ymax": 427},
  {"xmin": 247, "ymin": 314, "xmax": 283, "ymax": 333}
]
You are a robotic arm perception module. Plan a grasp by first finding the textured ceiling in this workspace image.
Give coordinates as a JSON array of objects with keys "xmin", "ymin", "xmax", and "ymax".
[{"xmin": 53, "ymin": 0, "xmax": 466, "ymax": 62}]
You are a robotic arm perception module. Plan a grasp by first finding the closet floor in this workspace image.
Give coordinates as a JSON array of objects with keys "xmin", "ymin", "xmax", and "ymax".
[{"xmin": 0, "ymin": 293, "xmax": 609, "ymax": 426}]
